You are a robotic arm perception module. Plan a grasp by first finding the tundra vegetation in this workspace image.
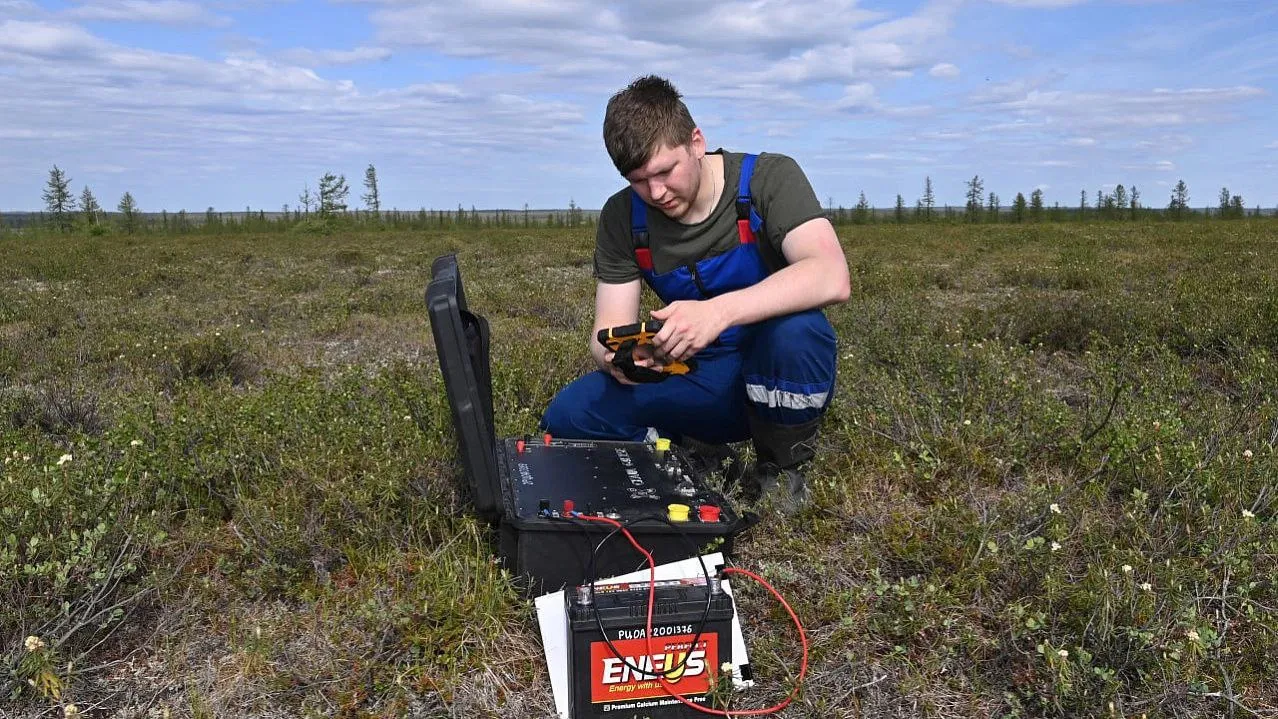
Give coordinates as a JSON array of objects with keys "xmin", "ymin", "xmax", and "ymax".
[{"xmin": 2, "ymin": 211, "xmax": 1277, "ymax": 718}]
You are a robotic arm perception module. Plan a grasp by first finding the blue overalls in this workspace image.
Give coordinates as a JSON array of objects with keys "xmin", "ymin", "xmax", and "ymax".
[{"xmin": 542, "ymin": 154, "xmax": 837, "ymax": 445}]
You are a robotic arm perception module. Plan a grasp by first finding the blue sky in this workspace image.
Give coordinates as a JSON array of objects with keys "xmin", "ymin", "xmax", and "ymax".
[{"xmin": 1, "ymin": 0, "xmax": 1275, "ymax": 212}]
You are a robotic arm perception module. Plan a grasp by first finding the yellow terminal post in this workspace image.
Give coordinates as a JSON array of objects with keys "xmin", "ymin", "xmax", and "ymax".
[
  {"xmin": 654, "ymin": 437, "xmax": 671, "ymax": 461},
  {"xmin": 667, "ymin": 503, "xmax": 691, "ymax": 522}
]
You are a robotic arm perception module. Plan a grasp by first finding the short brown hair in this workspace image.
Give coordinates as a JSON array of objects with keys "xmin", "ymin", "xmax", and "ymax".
[{"xmin": 603, "ymin": 75, "xmax": 697, "ymax": 176}]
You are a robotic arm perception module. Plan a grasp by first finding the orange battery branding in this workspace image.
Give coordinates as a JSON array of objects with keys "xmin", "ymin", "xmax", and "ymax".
[{"xmin": 590, "ymin": 633, "xmax": 718, "ymax": 703}]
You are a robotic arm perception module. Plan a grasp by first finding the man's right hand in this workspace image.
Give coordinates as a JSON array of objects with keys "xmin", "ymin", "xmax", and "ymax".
[{"xmin": 600, "ymin": 350, "xmax": 663, "ymax": 386}]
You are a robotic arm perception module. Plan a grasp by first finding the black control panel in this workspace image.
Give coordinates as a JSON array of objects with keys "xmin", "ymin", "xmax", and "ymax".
[{"xmin": 498, "ymin": 437, "xmax": 732, "ymax": 525}]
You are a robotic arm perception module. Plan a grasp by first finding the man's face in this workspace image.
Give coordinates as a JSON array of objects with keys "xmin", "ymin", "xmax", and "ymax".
[{"xmin": 625, "ymin": 131, "xmax": 704, "ymax": 221}]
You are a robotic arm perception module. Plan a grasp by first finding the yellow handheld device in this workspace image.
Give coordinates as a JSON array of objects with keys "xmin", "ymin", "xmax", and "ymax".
[{"xmin": 596, "ymin": 321, "xmax": 696, "ymax": 383}]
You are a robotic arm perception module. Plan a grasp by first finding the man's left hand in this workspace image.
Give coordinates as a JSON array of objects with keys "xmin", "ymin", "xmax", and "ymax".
[{"xmin": 649, "ymin": 299, "xmax": 728, "ymax": 362}]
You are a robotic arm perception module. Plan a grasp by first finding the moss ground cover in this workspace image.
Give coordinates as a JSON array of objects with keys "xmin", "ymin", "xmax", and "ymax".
[{"xmin": 2, "ymin": 220, "xmax": 1276, "ymax": 717}]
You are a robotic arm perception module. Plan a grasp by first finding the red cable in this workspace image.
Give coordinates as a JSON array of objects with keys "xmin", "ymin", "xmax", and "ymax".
[{"xmin": 577, "ymin": 514, "xmax": 809, "ymax": 716}]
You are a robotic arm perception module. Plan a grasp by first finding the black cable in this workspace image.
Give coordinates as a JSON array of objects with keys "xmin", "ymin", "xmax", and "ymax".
[{"xmin": 582, "ymin": 513, "xmax": 715, "ymax": 681}]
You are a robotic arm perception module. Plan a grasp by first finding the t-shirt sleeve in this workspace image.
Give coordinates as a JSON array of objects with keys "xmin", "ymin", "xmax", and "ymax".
[
  {"xmin": 752, "ymin": 153, "xmax": 826, "ymax": 257},
  {"xmin": 593, "ymin": 190, "xmax": 640, "ymax": 283}
]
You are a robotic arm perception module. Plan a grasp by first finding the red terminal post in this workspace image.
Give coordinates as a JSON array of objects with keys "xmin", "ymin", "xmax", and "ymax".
[
  {"xmin": 698, "ymin": 504, "xmax": 722, "ymax": 523},
  {"xmin": 516, "ymin": 439, "xmax": 526, "ymax": 453},
  {"xmin": 563, "ymin": 499, "xmax": 575, "ymax": 515},
  {"xmin": 543, "ymin": 433, "xmax": 552, "ymax": 446}
]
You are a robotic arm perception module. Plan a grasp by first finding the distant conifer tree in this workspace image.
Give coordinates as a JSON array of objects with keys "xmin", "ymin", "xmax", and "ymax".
[
  {"xmin": 318, "ymin": 173, "xmax": 349, "ymax": 217},
  {"xmin": 964, "ymin": 176, "xmax": 984, "ymax": 222},
  {"xmin": 79, "ymin": 186, "xmax": 101, "ymax": 225},
  {"xmin": 1169, "ymin": 180, "xmax": 1189, "ymax": 220},
  {"xmin": 362, "ymin": 164, "xmax": 381, "ymax": 214},
  {"xmin": 42, "ymin": 166, "xmax": 76, "ymax": 231},
  {"xmin": 1029, "ymin": 189, "xmax": 1044, "ymax": 222},
  {"xmin": 117, "ymin": 192, "xmax": 138, "ymax": 233},
  {"xmin": 299, "ymin": 184, "xmax": 314, "ymax": 214},
  {"xmin": 853, "ymin": 191, "xmax": 871, "ymax": 224}
]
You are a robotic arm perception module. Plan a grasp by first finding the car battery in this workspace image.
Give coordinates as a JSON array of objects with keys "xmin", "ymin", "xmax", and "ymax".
[{"xmin": 566, "ymin": 577, "xmax": 735, "ymax": 718}]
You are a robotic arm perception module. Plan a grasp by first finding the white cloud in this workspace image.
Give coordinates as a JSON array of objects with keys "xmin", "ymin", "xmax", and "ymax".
[
  {"xmin": 978, "ymin": 85, "xmax": 1265, "ymax": 134},
  {"xmin": 929, "ymin": 62, "xmax": 959, "ymax": 78},
  {"xmin": 919, "ymin": 129, "xmax": 970, "ymax": 140},
  {"xmin": 278, "ymin": 46, "xmax": 393, "ymax": 66},
  {"xmin": 1065, "ymin": 137, "xmax": 1096, "ymax": 147},
  {"xmin": 63, "ymin": 1, "xmax": 230, "ymax": 27},
  {"xmin": 983, "ymin": 119, "xmax": 1045, "ymax": 132},
  {"xmin": 1265, "ymin": 140, "xmax": 1278, "ymax": 149},
  {"xmin": 0, "ymin": 0, "xmax": 41, "ymax": 14},
  {"xmin": 366, "ymin": 0, "xmax": 953, "ymax": 93},
  {"xmin": 834, "ymin": 82, "xmax": 879, "ymax": 111},
  {"xmin": 0, "ymin": 16, "xmax": 589, "ymax": 193},
  {"xmin": 1135, "ymin": 134, "xmax": 1194, "ymax": 152},
  {"xmin": 0, "ymin": 20, "xmax": 107, "ymax": 59},
  {"xmin": 1120, "ymin": 160, "xmax": 1177, "ymax": 172}
]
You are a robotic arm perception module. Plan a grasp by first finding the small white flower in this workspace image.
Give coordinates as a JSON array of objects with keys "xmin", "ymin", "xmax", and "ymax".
[
  {"xmin": 130, "ymin": 439, "xmax": 143, "ymax": 447},
  {"xmin": 1122, "ymin": 564, "xmax": 1133, "ymax": 573},
  {"xmin": 403, "ymin": 415, "xmax": 412, "ymax": 421},
  {"xmin": 1139, "ymin": 582, "xmax": 1153, "ymax": 592},
  {"xmin": 1049, "ymin": 503, "xmax": 1061, "ymax": 514},
  {"xmin": 1057, "ymin": 649, "xmax": 1069, "ymax": 658},
  {"xmin": 1186, "ymin": 630, "xmax": 1200, "ymax": 642},
  {"xmin": 64, "ymin": 705, "xmax": 80, "ymax": 719},
  {"xmin": 720, "ymin": 662, "xmax": 734, "ymax": 674},
  {"xmin": 1243, "ymin": 449, "xmax": 1253, "ymax": 460},
  {"xmin": 1242, "ymin": 509, "xmax": 1255, "ymax": 520},
  {"xmin": 1050, "ymin": 541, "xmax": 1062, "ymax": 552},
  {"xmin": 56, "ymin": 453, "xmax": 73, "ymax": 466},
  {"xmin": 963, "ymin": 419, "xmax": 971, "ymax": 426},
  {"xmin": 25, "ymin": 635, "xmax": 45, "ymax": 652}
]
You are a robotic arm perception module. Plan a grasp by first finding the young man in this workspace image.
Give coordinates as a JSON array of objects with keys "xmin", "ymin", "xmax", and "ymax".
[{"xmin": 541, "ymin": 75, "xmax": 851, "ymax": 509}]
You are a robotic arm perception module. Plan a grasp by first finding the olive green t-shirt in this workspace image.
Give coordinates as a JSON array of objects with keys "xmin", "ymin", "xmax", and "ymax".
[{"xmin": 592, "ymin": 150, "xmax": 825, "ymax": 283}]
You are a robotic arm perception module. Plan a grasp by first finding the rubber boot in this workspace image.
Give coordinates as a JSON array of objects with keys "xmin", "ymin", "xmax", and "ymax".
[
  {"xmin": 742, "ymin": 409, "xmax": 820, "ymax": 511},
  {"xmin": 677, "ymin": 436, "xmax": 745, "ymax": 489}
]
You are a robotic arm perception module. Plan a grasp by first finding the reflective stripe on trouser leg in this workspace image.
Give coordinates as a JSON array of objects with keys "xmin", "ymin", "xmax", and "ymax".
[
  {"xmin": 540, "ymin": 349, "xmax": 751, "ymax": 445},
  {"xmin": 741, "ymin": 309, "xmax": 837, "ymax": 425}
]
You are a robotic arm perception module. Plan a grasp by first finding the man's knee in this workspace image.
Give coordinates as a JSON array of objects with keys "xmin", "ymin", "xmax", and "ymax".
[
  {"xmin": 753, "ymin": 310, "xmax": 836, "ymax": 356},
  {"xmin": 744, "ymin": 310, "xmax": 837, "ymax": 425},
  {"xmin": 540, "ymin": 387, "xmax": 577, "ymax": 437},
  {"xmin": 540, "ymin": 371, "xmax": 645, "ymax": 441}
]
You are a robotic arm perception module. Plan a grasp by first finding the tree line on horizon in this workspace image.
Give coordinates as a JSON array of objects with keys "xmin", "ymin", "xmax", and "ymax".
[
  {"xmin": 9, "ymin": 165, "xmax": 1272, "ymax": 238},
  {"xmin": 16, "ymin": 164, "xmax": 591, "ymax": 236},
  {"xmin": 834, "ymin": 175, "xmax": 1263, "ymax": 225}
]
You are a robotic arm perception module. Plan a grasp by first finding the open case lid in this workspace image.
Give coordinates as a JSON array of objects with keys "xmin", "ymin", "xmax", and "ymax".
[{"xmin": 425, "ymin": 254, "xmax": 502, "ymax": 521}]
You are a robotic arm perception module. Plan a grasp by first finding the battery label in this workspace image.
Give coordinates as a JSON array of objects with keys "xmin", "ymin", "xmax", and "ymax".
[
  {"xmin": 592, "ymin": 578, "xmax": 705, "ymax": 595},
  {"xmin": 590, "ymin": 634, "xmax": 718, "ymax": 703}
]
